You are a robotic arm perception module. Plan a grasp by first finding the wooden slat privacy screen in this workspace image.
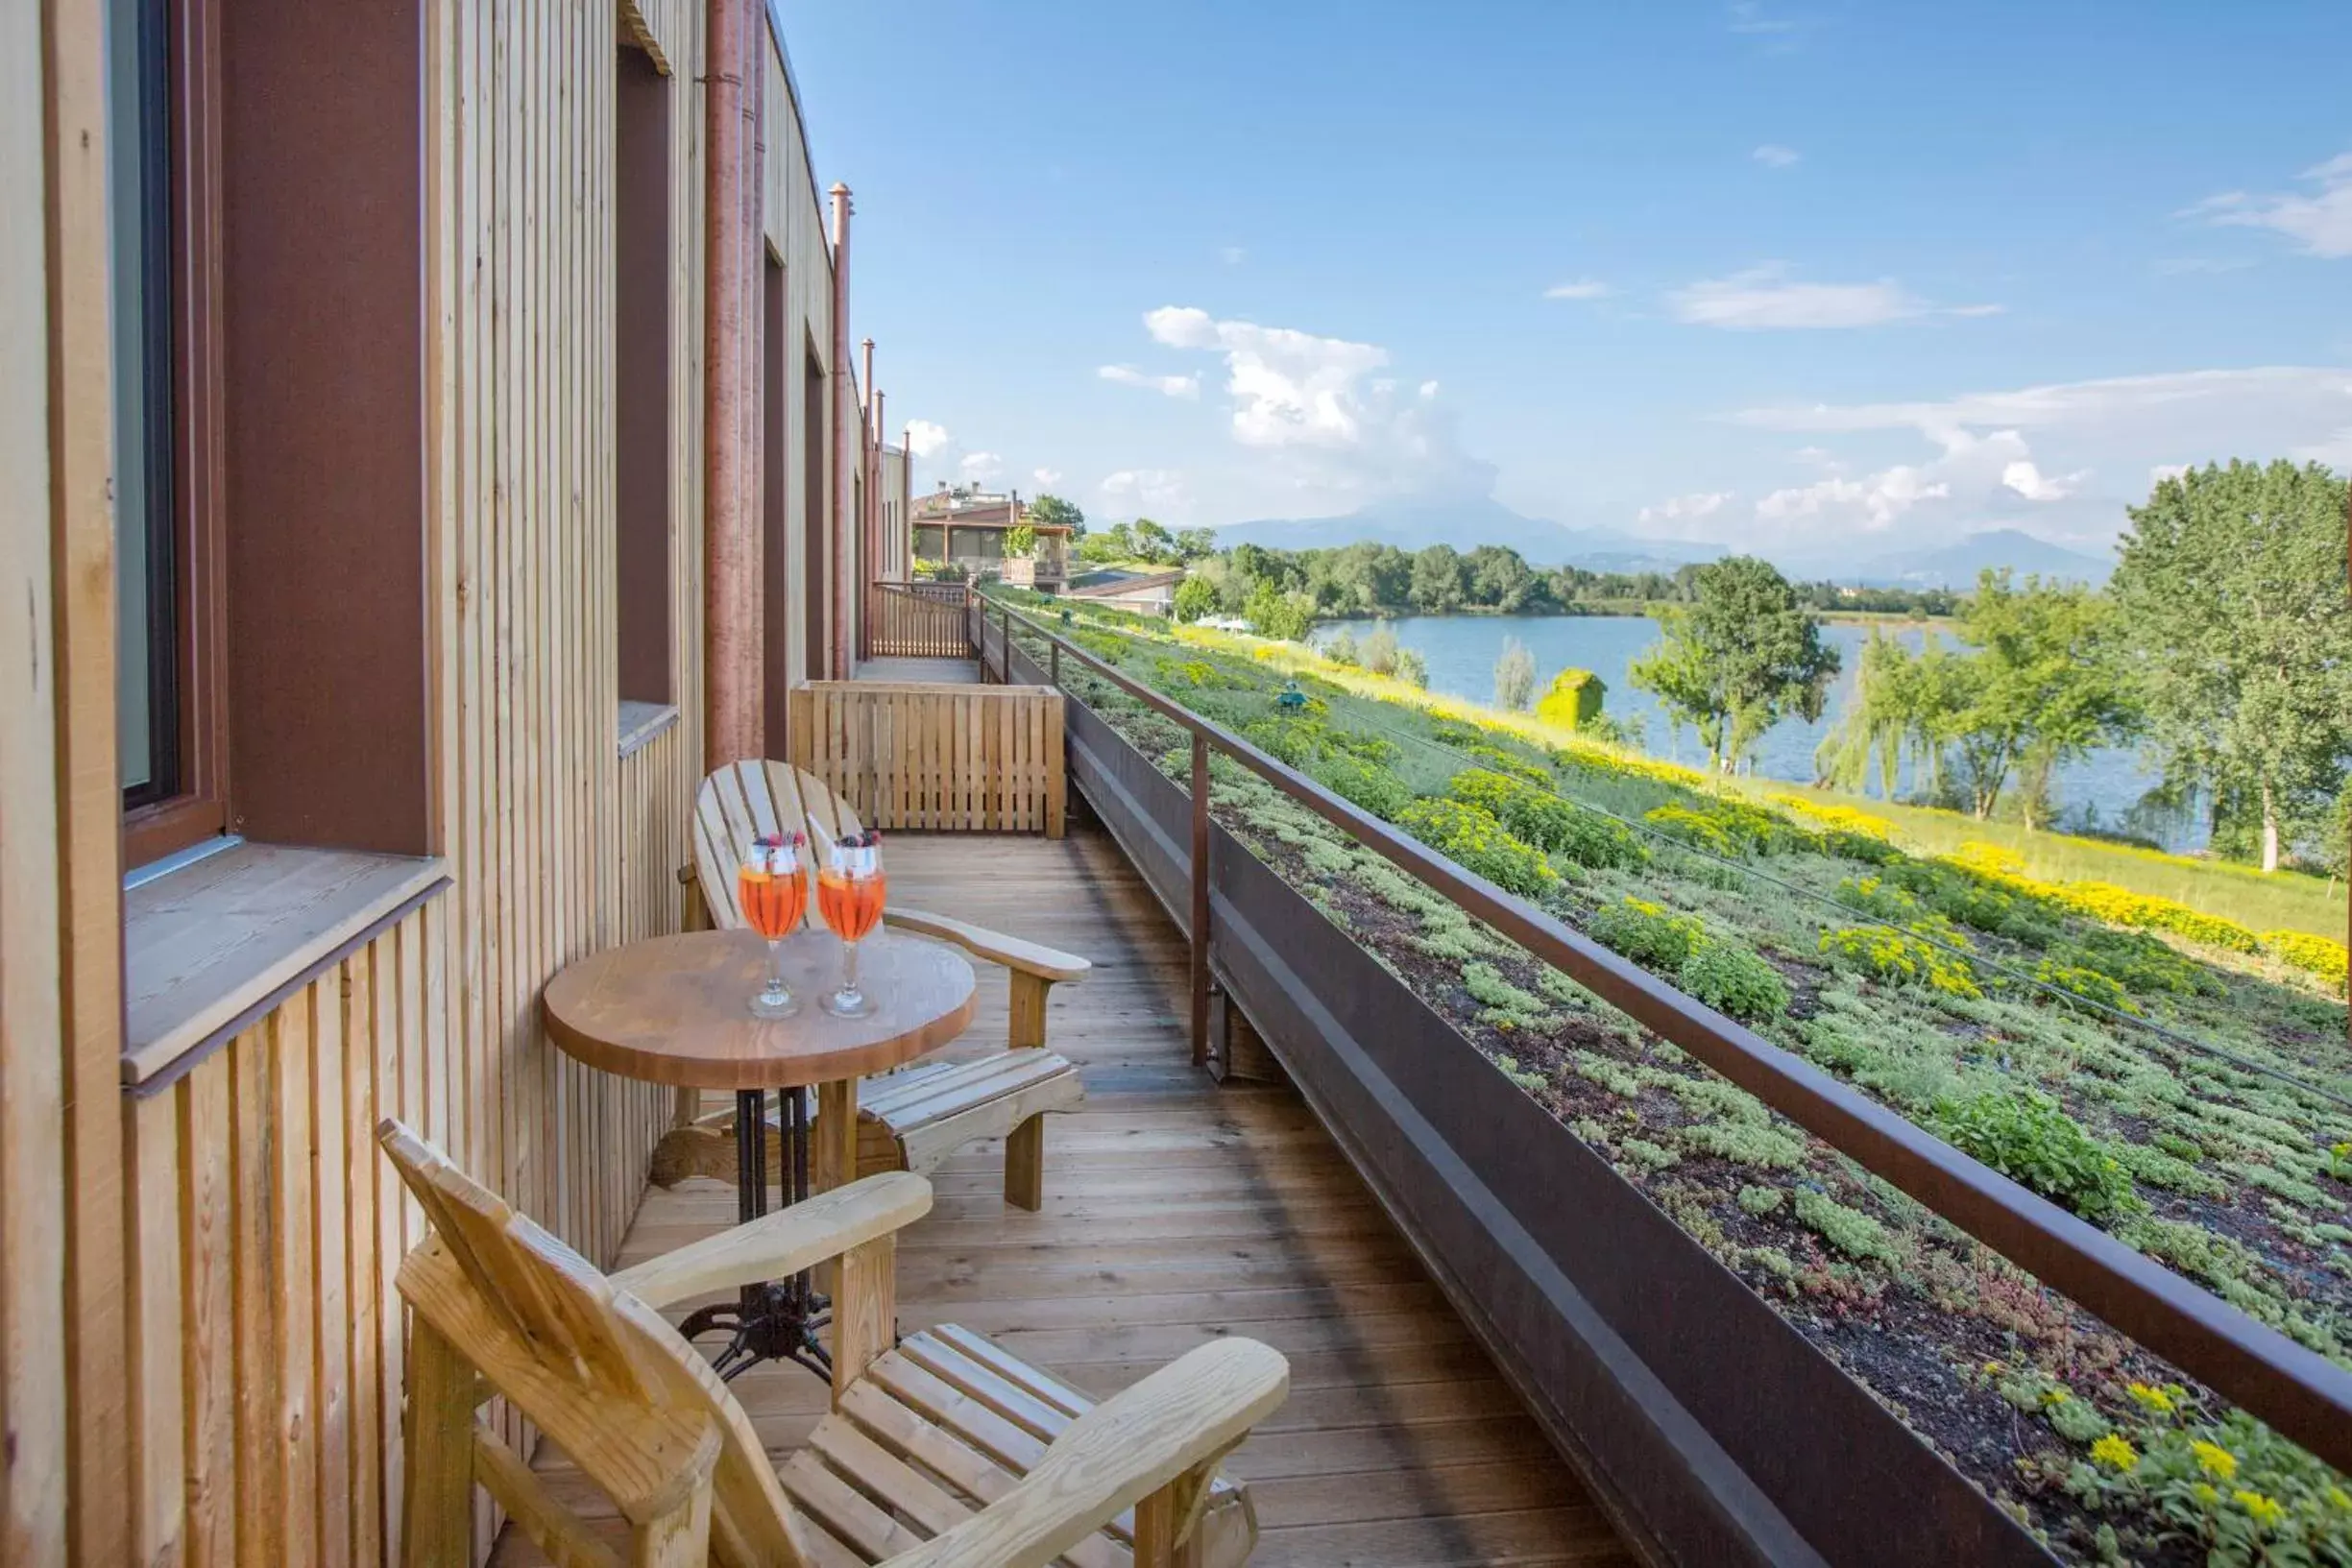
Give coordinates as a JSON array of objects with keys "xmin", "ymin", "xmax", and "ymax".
[
  {"xmin": 788, "ymin": 681, "xmax": 1066, "ymax": 835},
  {"xmin": 864, "ymin": 582, "xmax": 972, "ymax": 658}
]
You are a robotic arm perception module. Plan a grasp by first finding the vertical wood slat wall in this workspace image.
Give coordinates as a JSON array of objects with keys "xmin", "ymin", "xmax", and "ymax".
[
  {"xmin": 6, "ymin": 2, "xmax": 841, "ymax": 1565},
  {"xmin": 788, "ymin": 683, "xmax": 1068, "ymax": 836}
]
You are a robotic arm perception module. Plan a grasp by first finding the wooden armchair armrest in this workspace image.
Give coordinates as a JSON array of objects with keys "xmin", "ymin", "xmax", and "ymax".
[
  {"xmin": 876, "ymin": 1339, "xmax": 1289, "ymax": 1568},
  {"xmin": 609, "ymin": 1172, "xmax": 932, "ymax": 1309},
  {"xmin": 883, "ymin": 906, "xmax": 1090, "ymax": 983}
]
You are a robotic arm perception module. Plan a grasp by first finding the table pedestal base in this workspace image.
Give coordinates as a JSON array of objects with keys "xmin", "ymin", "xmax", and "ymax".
[{"xmin": 676, "ymin": 1087, "xmax": 833, "ymax": 1382}]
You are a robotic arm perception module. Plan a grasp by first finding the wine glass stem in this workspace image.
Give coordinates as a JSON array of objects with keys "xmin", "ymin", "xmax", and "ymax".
[
  {"xmin": 842, "ymin": 938, "xmax": 861, "ymax": 999},
  {"xmin": 767, "ymin": 937, "xmax": 784, "ymax": 1001}
]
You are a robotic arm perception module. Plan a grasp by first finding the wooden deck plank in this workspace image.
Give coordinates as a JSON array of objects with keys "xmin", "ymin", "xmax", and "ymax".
[{"xmin": 491, "ymin": 827, "xmax": 1631, "ymax": 1567}]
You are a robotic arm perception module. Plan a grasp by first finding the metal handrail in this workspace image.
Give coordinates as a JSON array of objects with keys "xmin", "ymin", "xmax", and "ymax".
[{"xmin": 976, "ymin": 592, "xmax": 2352, "ymax": 1475}]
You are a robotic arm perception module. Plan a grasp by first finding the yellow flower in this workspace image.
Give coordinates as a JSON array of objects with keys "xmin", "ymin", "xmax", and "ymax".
[
  {"xmin": 1981, "ymin": 1360, "xmax": 2002, "ymax": 1376},
  {"xmin": 2040, "ymin": 1388, "xmax": 2070, "ymax": 1408},
  {"xmin": 2089, "ymin": 1435, "xmax": 2138, "ymax": 1471},
  {"xmin": 2192, "ymin": 1441, "xmax": 2239, "ymax": 1482},
  {"xmin": 2233, "ymin": 1491, "xmax": 2284, "ymax": 1530},
  {"xmin": 2124, "ymin": 1382, "xmax": 2174, "ymax": 1414}
]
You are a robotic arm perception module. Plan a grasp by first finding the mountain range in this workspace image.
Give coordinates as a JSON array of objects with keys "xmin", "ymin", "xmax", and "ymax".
[{"xmin": 1213, "ymin": 501, "xmax": 2113, "ymax": 588}]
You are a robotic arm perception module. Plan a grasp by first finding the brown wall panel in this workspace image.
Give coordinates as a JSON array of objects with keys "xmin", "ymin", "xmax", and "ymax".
[{"xmin": 221, "ymin": 0, "xmax": 431, "ymax": 855}]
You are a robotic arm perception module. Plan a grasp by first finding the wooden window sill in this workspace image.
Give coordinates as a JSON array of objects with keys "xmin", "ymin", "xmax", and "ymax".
[
  {"xmin": 618, "ymin": 700, "xmax": 679, "ymax": 759},
  {"xmin": 124, "ymin": 841, "xmax": 449, "ymax": 1090}
]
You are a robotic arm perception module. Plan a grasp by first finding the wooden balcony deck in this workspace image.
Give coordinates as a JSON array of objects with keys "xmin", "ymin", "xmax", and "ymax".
[{"xmin": 495, "ymin": 827, "xmax": 1633, "ymax": 1566}]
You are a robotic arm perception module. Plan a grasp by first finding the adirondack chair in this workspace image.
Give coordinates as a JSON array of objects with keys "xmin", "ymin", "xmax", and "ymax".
[
  {"xmin": 655, "ymin": 760, "xmax": 1088, "ymax": 1211},
  {"xmin": 381, "ymin": 1119, "xmax": 1286, "ymax": 1567}
]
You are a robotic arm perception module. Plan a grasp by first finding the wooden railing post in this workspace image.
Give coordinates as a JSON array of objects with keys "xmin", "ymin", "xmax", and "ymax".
[
  {"xmin": 1190, "ymin": 733, "xmax": 1210, "ymax": 1068},
  {"xmin": 1049, "ymin": 639, "xmax": 1059, "ymax": 689}
]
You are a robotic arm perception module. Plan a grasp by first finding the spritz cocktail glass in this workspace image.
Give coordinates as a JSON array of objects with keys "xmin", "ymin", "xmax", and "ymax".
[{"xmin": 740, "ymin": 833, "xmax": 808, "ymax": 1019}]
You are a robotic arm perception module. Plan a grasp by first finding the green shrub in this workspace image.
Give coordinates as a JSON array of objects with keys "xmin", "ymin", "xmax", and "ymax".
[
  {"xmin": 1933, "ymin": 1087, "xmax": 2137, "ymax": 1220},
  {"xmin": 1819, "ymin": 925, "xmax": 1982, "ymax": 999},
  {"xmin": 1736, "ymin": 1184, "xmax": 1785, "ymax": 1216},
  {"xmin": 1588, "ymin": 897, "xmax": 1704, "ymax": 970},
  {"xmin": 1678, "ymin": 940, "xmax": 1790, "ymax": 1024},
  {"xmin": 1394, "ymin": 798, "xmax": 1557, "ymax": 897},
  {"xmin": 1312, "ymin": 752, "xmax": 1413, "ymax": 820},
  {"xmin": 1446, "ymin": 769, "xmax": 1644, "ymax": 870},
  {"xmin": 1681, "ymin": 1120, "xmax": 1809, "ymax": 1170},
  {"xmin": 2055, "ymin": 929, "xmax": 2218, "ymax": 999}
]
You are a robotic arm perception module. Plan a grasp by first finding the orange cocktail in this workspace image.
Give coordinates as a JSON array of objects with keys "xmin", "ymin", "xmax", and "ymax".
[
  {"xmin": 740, "ymin": 833, "xmax": 807, "ymax": 1018},
  {"xmin": 816, "ymin": 832, "xmax": 885, "ymax": 1018}
]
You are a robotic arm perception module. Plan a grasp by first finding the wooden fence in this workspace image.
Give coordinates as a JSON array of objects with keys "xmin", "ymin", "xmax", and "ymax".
[
  {"xmin": 788, "ymin": 681, "xmax": 1065, "ymax": 835},
  {"xmin": 864, "ymin": 582, "xmax": 973, "ymax": 659}
]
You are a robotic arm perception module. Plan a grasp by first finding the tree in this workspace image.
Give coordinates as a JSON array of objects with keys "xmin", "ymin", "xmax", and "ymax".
[
  {"xmin": 1173, "ymin": 527, "xmax": 1219, "ymax": 563},
  {"xmin": 1360, "ymin": 625, "xmax": 1401, "ymax": 677},
  {"xmin": 1130, "ymin": 518, "xmax": 1177, "ymax": 564},
  {"xmin": 1465, "ymin": 545, "xmax": 1541, "ymax": 612},
  {"xmin": 1410, "ymin": 545, "xmax": 1467, "ymax": 612},
  {"xmin": 1629, "ymin": 556, "xmax": 1839, "ymax": 774},
  {"xmin": 1029, "ymin": 494, "xmax": 1084, "ymax": 535},
  {"xmin": 1493, "ymin": 638, "xmax": 1536, "ymax": 710},
  {"xmin": 1172, "ymin": 575, "xmax": 1218, "ymax": 623},
  {"xmin": 1078, "ymin": 522, "xmax": 1133, "ymax": 564},
  {"xmin": 2111, "ymin": 460, "xmax": 2351, "ymax": 871},
  {"xmin": 1003, "ymin": 524, "xmax": 1036, "ymax": 559},
  {"xmin": 1243, "ymin": 580, "xmax": 1313, "ymax": 641}
]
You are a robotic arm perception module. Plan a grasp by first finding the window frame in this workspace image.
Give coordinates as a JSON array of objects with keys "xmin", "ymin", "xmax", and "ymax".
[{"xmin": 122, "ymin": 0, "xmax": 230, "ymax": 871}]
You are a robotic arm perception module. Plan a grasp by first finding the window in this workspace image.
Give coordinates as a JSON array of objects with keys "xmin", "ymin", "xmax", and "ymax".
[
  {"xmin": 112, "ymin": 0, "xmax": 230, "ymax": 867},
  {"xmin": 616, "ymin": 39, "xmax": 672, "ymax": 712}
]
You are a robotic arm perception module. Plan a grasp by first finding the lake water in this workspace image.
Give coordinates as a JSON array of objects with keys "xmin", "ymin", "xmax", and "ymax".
[{"xmin": 1318, "ymin": 615, "xmax": 2196, "ymax": 851}]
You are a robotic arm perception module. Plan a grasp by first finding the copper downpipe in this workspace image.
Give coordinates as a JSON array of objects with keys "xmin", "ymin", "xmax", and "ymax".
[
  {"xmin": 829, "ymin": 182, "xmax": 855, "ymax": 679},
  {"xmin": 701, "ymin": 0, "xmax": 754, "ymax": 767}
]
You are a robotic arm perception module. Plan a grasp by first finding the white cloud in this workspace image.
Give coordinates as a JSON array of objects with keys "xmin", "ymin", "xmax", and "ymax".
[
  {"xmin": 1129, "ymin": 304, "xmax": 1493, "ymax": 507},
  {"xmin": 2189, "ymin": 152, "xmax": 2352, "ymax": 259},
  {"xmin": 2000, "ymin": 459, "xmax": 2086, "ymax": 501},
  {"xmin": 1032, "ymin": 467, "xmax": 1063, "ymax": 487},
  {"xmin": 1734, "ymin": 366, "xmax": 2352, "ymax": 437},
  {"xmin": 2294, "ymin": 426, "xmax": 2352, "ymax": 469},
  {"xmin": 1752, "ymin": 144, "xmax": 1801, "ymax": 169},
  {"xmin": 1728, "ymin": 2, "xmax": 1804, "ymax": 36},
  {"xmin": 1543, "ymin": 278, "xmax": 1611, "ymax": 300},
  {"xmin": 1098, "ymin": 364, "xmax": 1201, "ymax": 399},
  {"xmin": 904, "ymin": 419, "xmax": 952, "ymax": 459},
  {"xmin": 1668, "ymin": 265, "xmax": 1999, "ymax": 329},
  {"xmin": 1218, "ymin": 245, "xmax": 1247, "ymax": 266},
  {"xmin": 1635, "ymin": 491, "xmax": 1735, "ymax": 540},
  {"xmin": 1728, "ymin": 366, "xmax": 2352, "ymax": 550},
  {"xmin": 1097, "ymin": 469, "xmax": 1192, "ymax": 518},
  {"xmin": 958, "ymin": 451, "xmax": 1003, "ymax": 482}
]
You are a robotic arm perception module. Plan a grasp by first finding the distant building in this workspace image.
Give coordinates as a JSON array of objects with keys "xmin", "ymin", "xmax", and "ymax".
[
  {"xmin": 910, "ymin": 484, "xmax": 1071, "ymax": 589},
  {"xmin": 1066, "ymin": 567, "xmax": 1185, "ymax": 615}
]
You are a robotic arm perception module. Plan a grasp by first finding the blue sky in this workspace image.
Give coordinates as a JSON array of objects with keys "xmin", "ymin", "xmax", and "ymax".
[{"xmin": 778, "ymin": 0, "xmax": 2352, "ymax": 554}]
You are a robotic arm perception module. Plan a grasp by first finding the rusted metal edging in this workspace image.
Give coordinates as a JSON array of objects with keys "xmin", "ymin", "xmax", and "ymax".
[{"xmin": 997, "ymin": 595, "xmax": 2352, "ymax": 1474}]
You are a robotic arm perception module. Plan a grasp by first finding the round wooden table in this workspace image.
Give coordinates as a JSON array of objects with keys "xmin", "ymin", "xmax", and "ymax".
[{"xmin": 543, "ymin": 927, "xmax": 976, "ymax": 1378}]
